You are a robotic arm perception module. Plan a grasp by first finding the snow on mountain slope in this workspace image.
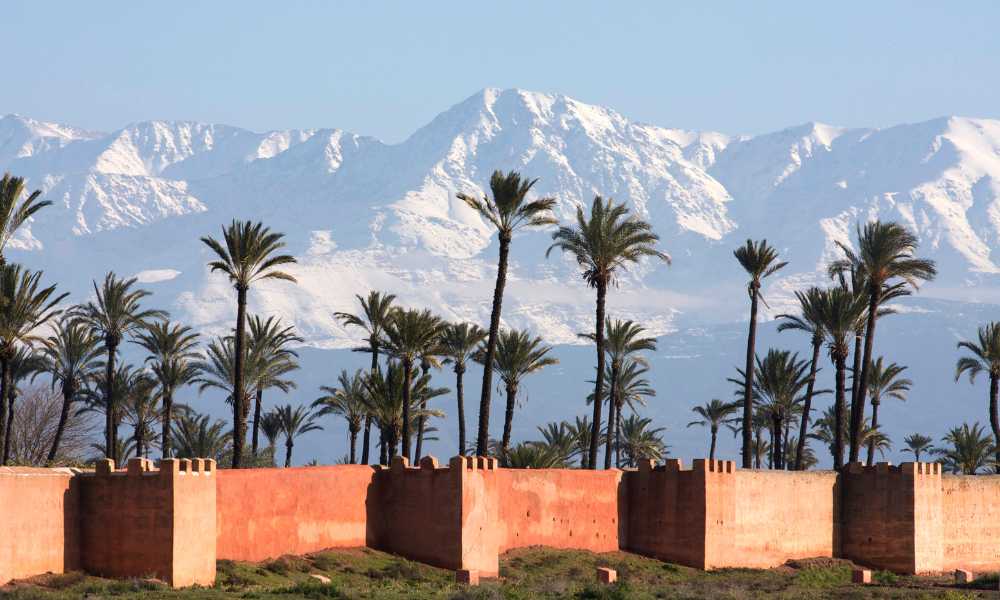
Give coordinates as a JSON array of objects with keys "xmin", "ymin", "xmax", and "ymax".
[{"xmin": 3, "ymin": 90, "xmax": 1000, "ymax": 351}]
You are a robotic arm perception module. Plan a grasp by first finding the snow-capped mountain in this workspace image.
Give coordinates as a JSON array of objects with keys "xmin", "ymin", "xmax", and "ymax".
[{"xmin": 5, "ymin": 88, "xmax": 1000, "ymax": 465}]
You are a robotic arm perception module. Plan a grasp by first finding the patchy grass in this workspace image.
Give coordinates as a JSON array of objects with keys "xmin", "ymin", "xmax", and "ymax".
[{"xmin": 0, "ymin": 547, "xmax": 995, "ymax": 599}]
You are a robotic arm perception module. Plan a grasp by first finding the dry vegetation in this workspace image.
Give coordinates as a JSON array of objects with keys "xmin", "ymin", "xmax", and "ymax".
[{"xmin": 1, "ymin": 548, "xmax": 995, "ymax": 599}]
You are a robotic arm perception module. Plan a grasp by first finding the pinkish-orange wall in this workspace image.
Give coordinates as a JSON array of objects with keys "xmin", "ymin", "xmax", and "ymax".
[
  {"xmin": 623, "ymin": 460, "xmax": 706, "ymax": 569},
  {"xmin": 941, "ymin": 474, "xmax": 1000, "ymax": 572},
  {"xmin": 215, "ymin": 465, "xmax": 373, "ymax": 562},
  {"xmin": 0, "ymin": 467, "xmax": 79, "ymax": 585},
  {"xmin": 496, "ymin": 468, "xmax": 624, "ymax": 553}
]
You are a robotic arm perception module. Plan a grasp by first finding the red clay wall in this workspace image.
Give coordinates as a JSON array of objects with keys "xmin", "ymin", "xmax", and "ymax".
[
  {"xmin": 624, "ymin": 459, "xmax": 707, "ymax": 568},
  {"xmin": 940, "ymin": 474, "xmax": 1000, "ymax": 572},
  {"xmin": 0, "ymin": 467, "xmax": 80, "ymax": 585},
  {"xmin": 496, "ymin": 468, "xmax": 624, "ymax": 553},
  {"xmin": 216, "ymin": 465, "xmax": 374, "ymax": 562}
]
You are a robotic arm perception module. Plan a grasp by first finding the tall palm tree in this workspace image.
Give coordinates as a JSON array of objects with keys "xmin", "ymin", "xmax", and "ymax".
[
  {"xmin": 934, "ymin": 422, "xmax": 995, "ymax": 475},
  {"xmin": 334, "ymin": 291, "xmax": 396, "ymax": 463},
  {"xmin": 733, "ymin": 239, "xmax": 787, "ymax": 468},
  {"xmin": 609, "ymin": 360, "xmax": 657, "ymax": 467},
  {"xmin": 580, "ymin": 319, "xmax": 657, "ymax": 468},
  {"xmin": 120, "ymin": 371, "xmax": 160, "ymax": 459},
  {"xmin": 133, "ymin": 320, "xmax": 200, "ymax": 458},
  {"xmin": 687, "ymin": 399, "xmax": 739, "ymax": 461},
  {"xmin": 77, "ymin": 363, "xmax": 149, "ymax": 461},
  {"xmin": 457, "ymin": 171, "xmax": 557, "ymax": 457},
  {"xmin": 548, "ymin": 197, "xmax": 669, "ymax": 468},
  {"xmin": 363, "ymin": 362, "xmax": 446, "ymax": 464},
  {"xmin": 0, "ymin": 264, "xmax": 66, "ymax": 463},
  {"xmin": 172, "ymin": 412, "xmax": 231, "ymax": 462},
  {"xmin": 809, "ymin": 406, "xmax": 890, "ymax": 467},
  {"xmin": 864, "ymin": 357, "xmax": 911, "ymax": 466},
  {"xmin": 830, "ymin": 221, "xmax": 936, "ymax": 462},
  {"xmin": 379, "ymin": 308, "xmax": 445, "ymax": 460},
  {"xmin": 275, "ymin": 404, "xmax": 322, "ymax": 467},
  {"xmin": 2, "ymin": 346, "xmax": 44, "ymax": 464},
  {"xmin": 777, "ymin": 286, "xmax": 827, "ymax": 470},
  {"xmin": 814, "ymin": 286, "xmax": 867, "ymax": 469},
  {"xmin": 439, "ymin": 322, "xmax": 487, "ymax": 455},
  {"xmin": 784, "ymin": 436, "xmax": 818, "ymax": 470},
  {"xmin": 619, "ymin": 415, "xmax": 667, "ymax": 468},
  {"xmin": 0, "ymin": 172, "xmax": 52, "ymax": 265},
  {"xmin": 73, "ymin": 273, "xmax": 164, "ymax": 465},
  {"xmin": 414, "ymin": 326, "xmax": 444, "ymax": 462},
  {"xmin": 902, "ymin": 433, "xmax": 934, "ymax": 463},
  {"xmin": 955, "ymin": 321, "xmax": 1000, "ymax": 472},
  {"xmin": 247, "ymin": 315, "xmax": 301, "ymax": 457},
  {"xmin": 36, "ymin": 317, "xmax": 103, "ymax": 464},
  {"xmin": 480, "ymin": 329, "xmax": 558, "ymax": 456},
  {"xmin": 201, "ymin": 219, "xmax": 297, "ymax": 468},
  {"xmin": 567, "ymin": 415, "xmax": 598, "ymax": 469},
  {"xmin": 313, "ymin": 369, "xmax": 368, "ymax": 464}
]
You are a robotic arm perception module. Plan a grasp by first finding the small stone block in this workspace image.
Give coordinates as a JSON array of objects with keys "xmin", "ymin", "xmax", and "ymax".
[
  {"xmin": 159, "ymin": 458, "xmax": 180, "ymax": 478},
  {"xmin": 204, "ymin": 458, "xmax": 216, "ymax": 473},
  {"xmin": 665, "ymin": 458, "xmax": 683, "ymax": 471},
  {"xmin": 456, "ymin": 569, "xmax": 479, "ymax": 585},
  {"xmin": 419, "ymin": 455, "xmax": 439, "ymax": 469},
  {"xmin": 126, "ymin": 457, "xmax": 146, "ymax": 476},
  {"xmin": 390, "ymin": 455, "xmax": 409, "ymax": 471},
  {"xmin": 638, "ymin": 459, "xmax": 654, "ymax": 472},
  {"xmin": 179, "ymin": 458, "xmax": 192, "ymax": 472},
  {"xmin": 476, "ymin": 456, "xmax": 489, "ymax": 470},
  {"xmin": 191, "ymin": 458, "xmax": 205, "ymax": 473},
  {"xmin": 852, "ymin": 568, "xmax": 871, "ymax": 584},
  {"xmin": 954, "ymin": 569, "xmax": 974, "ymax": 584},
  {"xmin": 597, "ymin": 567, "xmax": 617, "ymax": 584},
  {"xmin": 95, "ymin": 458, "xmax": 114, "ymax": 475}
]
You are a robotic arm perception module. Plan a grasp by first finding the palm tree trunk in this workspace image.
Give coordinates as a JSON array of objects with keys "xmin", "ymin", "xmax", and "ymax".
[
  {"xmin": 476, "ymin": 234, "xmax": 511, "ymax": 456},
  {"xmin": 589, "ymin": 280, "xmax": 608, "ymax": 470},
  {"xmin": 604, "ymin": 363, "xmax": 619, "ymax": 469},
  {"xmin": 850, "ymin": 332, "xmax": 862, "ymax": 415},
  {"xmin": 990, "ymin": 375, "xmax": 1000, "ymax": 474},
  {"xmin": 794, "ymin": 337, "xmax": 822, "ymax": 470},
  {"xmin": 415, "ymin": 363, "xmax": 431, "ymax": 461},
  {"xmin": 709, "ymin": 427, "xmax": 717, "ymax": 462},
  {"xmin": 361, "ymin": 349, "xmax": 378, "ymax": 464},
  {"xmin": 741, "ymin": 284, "xmax": 760, "ymax": 469},
  {"xmin": 851, "ymin": 292, "xmax": 880, "ymax": 463},
  {"xmin": 349, "ymin": 426, "xmax": 358, "ymax": 464},
  {"xmin": 232, "ymin": 286, "xmax": 248, "ymax": 469},
  {"xmin": 161, "ymin": 388, "xmax": 173, "ymax": 458},
  {"xmin": 615, "ymin": 404, "xmax": 623, "ymax": 468},
  {"xmin": 379, "ymin": 427, "xmax": 387, "ymax": 465},
  {"xmin": 866, "ymin": 399, "xmax": 880, "ymax": 466},
  {"xmin": 105, "ymin": 340, "xmax": 117, "ymax": 466},
  {"xmin": 401, "ymin": 358, "xmax": 413, "ymax": 461},
  {"xmin": 833, "ymin": 354, "xmax": 847, "ymax": 470},
  {"xmin": 0, "ymin": 359, "xmax": 6, "ymax": 465},
  {"xmin": 501, "ymin": 382, "xmax": 517, "ymax": 456},
  {"xmin": 251, "ymin": 388, "xmax": 263, "ymax": 458},
  {"xmin": 284, "ymin": 441, "xmax": 293, "ymax": 468},
  {"xmin": 48, "ymin": 385, "xmax": 75, "ymax": 465},
  {"xmin": 3, "ymin": 391, "xmax": 14, "ymax": 464},
  {"xmin": 456, "ymin": 364, "xmax": 467, "ymax": 455}
]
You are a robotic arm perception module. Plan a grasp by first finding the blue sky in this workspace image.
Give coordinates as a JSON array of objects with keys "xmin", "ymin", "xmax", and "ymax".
[{"xmin": 4, "ymin": 2, "xmax": 999, "ymax": 141}]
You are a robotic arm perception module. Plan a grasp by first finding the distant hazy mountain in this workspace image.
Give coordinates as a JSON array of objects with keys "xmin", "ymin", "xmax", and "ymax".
[{"xmin": 4, "ymin": 89, "xmax": 1000, "ymax": 465}]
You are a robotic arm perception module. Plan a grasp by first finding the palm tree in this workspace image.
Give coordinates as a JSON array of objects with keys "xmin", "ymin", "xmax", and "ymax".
[
  {"xmin": 201, "ymin": 219, "xmax": 297, "ymax": 468},
  {"xmin": 934, "ymin": 423, "xmax": 995, "ymax": 475},
  {"xmin": 687, "ymin": 399, "xmax": 739, "ymax": 461},
  {"xmin": 864, "ymin": 357, "xmax": 911, "ymax": 466},
  {"xmin": 313, "ymin": 369, "xmax": 368, "ymax": 464},
  {"xmin": 133, "ymin": 321, "xmax": 200, "ymax": 458},
  {"xmin": 567, "ymin": 415, "xmax": 598, "ymax": 469},
  {"xmin": 73, "ymin": 273, "xmax": 165, "ymax": 465},
  {"xmin": 36, "ymin": 317, "xmax": 103, "ymax": 464},
  {"xmin": 830, "ymin": 221, "xmax": 936, "ymax": 462},
  {"xmin": 536, "ymin": 421, "xmax": 578, "ymax": 465},
  {"xmin": 956, "ymin": 322, "xmax": 1000, "ymax": 473},
  {"xmin": 548, "ymin": 197, "xmax": 669, "ymax": 468},
  {"xmin": 619, "ymin": 415, "xmax": 667, "ymax": 468},
  {"xmin": 902, "ymin": 433, "xmax": 934, "ymax": 463},
  {"xmin": 120, "ymin": 371, "xmax": 160, "ymax": 459},
  {"xmin": 172, "ymin": 412, "xmax": 231, "ymax": 462},
  {"xmin": 809, "ymin": 405, "xmax": 889, "ymax": 466},
  {"xmin": 784, "ymin": 436, "xmax": 818, "ymax": 470},
  {"xmin": 259, "ymin": 410, "xmax": 282, "ymax": 466},
  {"xmin": 414, "ymin": 327, "xmax": 444, "ymax": 462},
  {"xmin": 247, "ymin": 315, "xmax": 301, "ymax": 457},
  {"xmin": 2, "ymin": 346, "xmax": 44, "ymax": 464},
  {"xmin": 275, "ymin": 404, "xmax": 322, "ymax": 467},
  {"xmin": 457, "ymin": 171, "xmax": 557, "ymax": 457},
  {"xmin": 503, "ymin": 442, "xmax": 567, "ymax": 469},
  {"xmin": 733, "ymin": 239, "xmax": 787, "ymax": 469},
  {"xmin": 581, "ymin": 319, "xmax": 657, "ymax": 469},
  {"xmin": 0, "ymin": 264, "xmax": 66, "ymax": 463},
  {"xmin": 439, "ymin": 322, "xmax": 487, "ymax": 455},
  {"xmin": 363, "ymin": 362, "xmax": 446, "ymax": 464},
  {"xmin": 814, "ymin": 286, "xmax": 867, "ymax": 469},
  {"xmin": 777, "ymin": 286, "xmax": 827, "ymax": 470},
  {"xmin": 334, "ymin": 291, "xmax": 396, "ymax": 463},
  {"xmin": 0, "ymin": 172, "xmax": 52, "ymax": 265},
  {"xmin": 379, "ymin": 308, "xmax": 445, "ymax": 460},
  {"xmin": 480, "ymin": 329, "xmax": 558, "ymax": 456}
]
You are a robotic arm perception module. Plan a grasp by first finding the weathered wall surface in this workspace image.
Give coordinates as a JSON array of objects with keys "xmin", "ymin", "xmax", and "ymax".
[
  {"xmin": 624, "ymin": 460, "xmax": 706, "ymax": 568},
  {"xmin": 216, "ymin": 465, "xmax": 373, "ymax": 562},
  {"xmin": 0, "ymin": 467, "xmax": 80, "ymax": 585},
  {"xmin": 941, "ymin": 474, "xmax": 1000, "ymax": 572},
  {"xmin": 725, "ymin": 470, "xmax": 839, "ymax": 568},
  {"xmin": 496, "ymin": 468, "xmax": 624, "ymax": 553}
]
